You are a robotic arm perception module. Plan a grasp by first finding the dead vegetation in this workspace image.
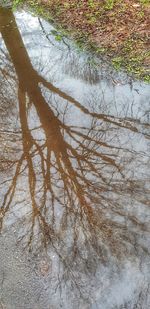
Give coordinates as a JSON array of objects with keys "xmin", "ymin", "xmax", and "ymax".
[{"xmin": 25, "ymin": 0, "xmax": 150, "ymax": 80}]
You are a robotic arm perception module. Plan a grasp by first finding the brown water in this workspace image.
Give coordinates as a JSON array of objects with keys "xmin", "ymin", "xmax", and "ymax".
[{"xmin": 0, "ymin": 6, "xmax": 150, "ymax": 309}]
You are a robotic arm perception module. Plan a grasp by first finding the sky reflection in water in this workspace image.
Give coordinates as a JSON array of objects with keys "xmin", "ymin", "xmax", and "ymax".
[{"xmin": 0, "ymin": 7, "xmax": 150, "ymax": 309}]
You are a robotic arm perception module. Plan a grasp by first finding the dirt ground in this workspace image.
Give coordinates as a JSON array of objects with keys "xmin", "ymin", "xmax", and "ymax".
[{"xmin": 33, "ymin": 0, "xmax": 150, "ymax": 80}]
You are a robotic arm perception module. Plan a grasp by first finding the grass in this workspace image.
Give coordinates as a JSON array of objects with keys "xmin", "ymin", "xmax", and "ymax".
[{"xmin": 4, "ymin": 0, "xmax": 150, "ymax": 82}]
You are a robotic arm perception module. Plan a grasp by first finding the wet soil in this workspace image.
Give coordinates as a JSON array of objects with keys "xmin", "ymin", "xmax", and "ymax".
[{"xmin": 23, "ymin": 0, "xmax": 150, "ymax": 80}]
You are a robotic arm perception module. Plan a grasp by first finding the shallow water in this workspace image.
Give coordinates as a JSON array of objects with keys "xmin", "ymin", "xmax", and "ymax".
[{"xmin": 0, "ymin": 6, "xmax": 150, "ymax": 309}]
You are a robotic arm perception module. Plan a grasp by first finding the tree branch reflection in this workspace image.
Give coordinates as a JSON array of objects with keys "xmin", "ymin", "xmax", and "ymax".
[{"xmin": 0, "ymin": 8, "xmax": 150, "ymax": 300}]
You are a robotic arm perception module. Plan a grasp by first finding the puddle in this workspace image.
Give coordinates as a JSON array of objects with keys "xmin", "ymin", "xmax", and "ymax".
[{"xmin": 0, "ymin": 6, "xmax": 150, "ymax": 309}]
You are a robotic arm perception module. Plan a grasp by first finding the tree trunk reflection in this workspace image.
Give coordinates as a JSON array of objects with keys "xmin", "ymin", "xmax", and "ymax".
[{"xmin": 0, "ymin": 8, "xmax": 150, "ymax": 303}]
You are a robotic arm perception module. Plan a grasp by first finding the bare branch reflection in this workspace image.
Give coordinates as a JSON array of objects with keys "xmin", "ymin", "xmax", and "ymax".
[{"xmin": 0, "ymin": 7, "xmax": 150, "ymax": 306}]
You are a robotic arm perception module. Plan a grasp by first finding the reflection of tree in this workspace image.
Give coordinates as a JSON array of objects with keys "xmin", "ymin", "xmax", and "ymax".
[{"xmin": 0, "ymin": 7, "xmax": 150, "ymax": 303}]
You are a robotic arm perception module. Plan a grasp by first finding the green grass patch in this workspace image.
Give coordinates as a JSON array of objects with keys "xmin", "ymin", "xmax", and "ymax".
[{"xmin": 10, "ymin": 0, "xmax": 150, "ymax": 82}]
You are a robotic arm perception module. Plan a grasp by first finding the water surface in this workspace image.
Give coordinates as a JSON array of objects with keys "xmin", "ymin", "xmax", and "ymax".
[{"xmin": 0, "ymin": 7, "xmax": 150, "ymax": 309}]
